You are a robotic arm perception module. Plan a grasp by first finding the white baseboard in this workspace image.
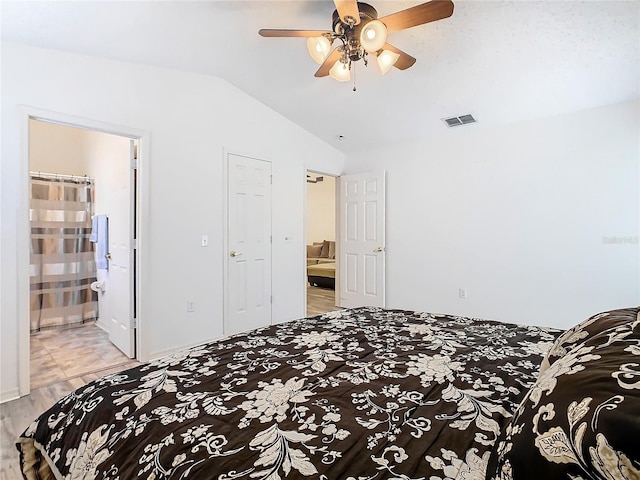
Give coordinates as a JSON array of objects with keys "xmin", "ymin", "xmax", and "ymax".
[
  {"xmin": 95, "ymin": 320, "xmax": 108, "ymax": 332},
  {"xmin": 0, "ymin": 387, "xmax": 20, "ymax": 404}
]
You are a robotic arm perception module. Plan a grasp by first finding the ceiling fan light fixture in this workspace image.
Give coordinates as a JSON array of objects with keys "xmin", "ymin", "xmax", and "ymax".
[
  {"xmin": 360, "ymin": 20, "xmax": 387, "ymax": 53},
  {"xmin": 307, "ymin": 36, "xmax": 332, "ymax": 64},
  {"xmin": 329, "ymin": 61, "xmax": 351, "ymax": 82},
  {"xmin": 259, "ymin": 0, "xmax": 455, "ymax": 82},
  {"xmin": 377, "ymin": 49, "xmax": 400, "ymax": 74}
]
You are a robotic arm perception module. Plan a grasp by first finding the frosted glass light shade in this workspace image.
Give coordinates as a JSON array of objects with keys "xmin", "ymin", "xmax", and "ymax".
[
  {"xmin": 329, "ymin": 61, "xmax": 350, "ymax": 82},
  {"xmin": 360, "ymin": 20, "xmax": 387, "ymax": 53},
  {"xmin": 377, "ymin": 49, "xmax": 400, "ymax": 74},
  {"xmin": 307, "ymin": 36, "xmax": 331, "ymax": 64}
]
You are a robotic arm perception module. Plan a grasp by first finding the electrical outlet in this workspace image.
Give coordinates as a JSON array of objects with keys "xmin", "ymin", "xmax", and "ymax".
[
  {"xmin": 187, "ymin": 300, "xmax": 195, "ymax": 312},
  {"xmin": 201, "ymin": 235, "xmax": 208, "ymax": 247},
  {"xmin": 458, "ymin": 288, "xmax": 467, "ymax": 299}
]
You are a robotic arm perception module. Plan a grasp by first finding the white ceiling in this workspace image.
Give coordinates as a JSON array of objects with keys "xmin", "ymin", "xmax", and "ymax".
[{"xmin": 2, "ymin": 0, "xmax": 639, "ymax": 153}]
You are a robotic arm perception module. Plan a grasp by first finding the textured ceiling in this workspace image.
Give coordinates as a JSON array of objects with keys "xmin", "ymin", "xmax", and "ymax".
[{"xmin": 2, "ymin": 0, "xmax": 639, "ymax": 153}]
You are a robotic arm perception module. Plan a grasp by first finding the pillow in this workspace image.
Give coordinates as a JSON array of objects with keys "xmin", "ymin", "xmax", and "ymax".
[
  {"xmin": 320, "ymin": 240, "xmax": 331, "ymax": 258},
  {"xmin": 486, "ymin": 307, "xmax": 640, "ymax": 480},
  {"xmin": 539, "ymin": 307, "xmax": 639, "ymax": 374},
  {"xmin": 306, "ymin": 244, "xmax": 322, "ymax": 258},
  {"xmin": 328, "ymin": 241, "xmax": 336, "ymax": 259}
]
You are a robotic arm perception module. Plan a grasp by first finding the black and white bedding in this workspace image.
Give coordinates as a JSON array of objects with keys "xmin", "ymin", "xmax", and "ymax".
[
  {"xmin": 487, "ymin": 307, "xmax": 640, "ymax": 480},
  {"xmin": 18, "ymin": 306, "xmax": 640, "ymax": 479}
]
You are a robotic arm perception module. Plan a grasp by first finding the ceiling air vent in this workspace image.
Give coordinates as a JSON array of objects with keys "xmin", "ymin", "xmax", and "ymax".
[{"xmin": 442, "ymin": 114, "xmax": 477, "ymax": 128}]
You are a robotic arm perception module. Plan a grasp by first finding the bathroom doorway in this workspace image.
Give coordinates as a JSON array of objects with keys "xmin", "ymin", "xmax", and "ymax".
[{"xmin": 28, "ymin": 119, "xmax": 139, "ymax": 388}]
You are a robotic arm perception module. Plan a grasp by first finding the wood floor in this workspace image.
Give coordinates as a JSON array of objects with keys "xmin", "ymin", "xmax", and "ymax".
[
  {"xmin": 307, "ymin": 284, "xmax": 341, "ymax": 316},
  {"xmin": 1, "ymin": 291, "xmax": 338, "ymax": 479}
]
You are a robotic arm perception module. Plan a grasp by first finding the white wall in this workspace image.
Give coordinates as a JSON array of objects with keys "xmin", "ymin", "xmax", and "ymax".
[
  {"xmin": 345, "ymin": 100, "xmax": 639, "ymax": 329},
  {"xmin": 29, "ymin": 119, "xmax": 93, "ymax": 174},
  {"xmin": 1, "ymin": 42, "xmax": 345, "ymax": 401},
  {"xmin": 306, "ymin": 175, "xmax": 335, "ymax": 244}
]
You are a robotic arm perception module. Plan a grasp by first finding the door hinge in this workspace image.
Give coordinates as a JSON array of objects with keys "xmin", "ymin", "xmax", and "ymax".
[
  {"xmin": 131, "ymin": 239, "xmax": 138, "ymax": 249},
  {"xmin": 270, "ymin": 295, "xmax": 273, "ymax": 304},
  {"xmin": 270, "ymin": 175, "xmax": 273, "ymax": 185},
  {"xmin": 130, "ymin": 157, "xmax": 138, "ymax": 170},
  {"xmin": 132, "ymin": 318, "xmax": 137, "ymax": 329}
]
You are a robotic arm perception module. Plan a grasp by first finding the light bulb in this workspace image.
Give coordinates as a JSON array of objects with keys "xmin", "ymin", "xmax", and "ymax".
[
  {"xmin": 377, "ymin": 49, "xmax": 400, "ymax": 74},
  {"xmin": 359, "ymin": 20, "xmax": 387, "ymax": 53},
  {"xmin": 306, "ymin": 36, "xmax": 331, "ymax": 64},
  {"xmin": 329, "ymin": 61, "xmax": 350, "ymax": 82}
]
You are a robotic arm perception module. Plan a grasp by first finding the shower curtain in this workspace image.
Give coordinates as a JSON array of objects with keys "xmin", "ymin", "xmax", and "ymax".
[{"xmin": 29, "ymin": 173, "xmax": 98, "ymax": 332}]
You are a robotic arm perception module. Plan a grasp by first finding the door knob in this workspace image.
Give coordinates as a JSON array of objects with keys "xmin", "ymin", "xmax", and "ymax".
[
  {"xmin": 105, "ymin": 253, "xmax": 112, "ymax": 260},
  {"xmin": 374, "ymin": 247, "xmax": 384, "ymax": 253},
  {"xmin": 229, "ymin": 251, "xmax": 242, "ymax": 257}
]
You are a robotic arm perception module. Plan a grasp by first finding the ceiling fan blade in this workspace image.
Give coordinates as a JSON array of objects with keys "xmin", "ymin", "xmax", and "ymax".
[
  {"xmin": 259, "ymin": 29, "xmax": 332, "ymax": 38},
  {"xmin": 379, "ymin": 0, "xmax": 454, "ymax": 34},
  {"xmin": 381, "ymin": 43, "xmax": 417, "ymax": 70},
  {"xmin": 334, "ymin": 0, "xmax": 361, "ymax": 25},
  {"xmin": 315, "ymin": 48, "xmax": 343, "ymax": 77}
]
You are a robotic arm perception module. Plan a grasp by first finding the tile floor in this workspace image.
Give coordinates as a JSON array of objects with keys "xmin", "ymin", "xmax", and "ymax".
[
  {"xmin": 30, "ymin": 322, "xmax": 136, "ymax": 389},
  {"xmin": 28, "ymin": 293, "xmax": 336, "ymax": 391}
]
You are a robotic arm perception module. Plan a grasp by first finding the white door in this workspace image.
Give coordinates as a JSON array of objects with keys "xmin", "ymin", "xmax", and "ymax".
[
  {"xmin": 105, "ymin": 140, "xmax": 136, "ymax": 357},
  {"xmin": 225, "ymin": 154, "xmax": 272, "ymax": 336},
  {"xmin": 338, "ymin": 172, "xmax": 386, "ymax": 308}
]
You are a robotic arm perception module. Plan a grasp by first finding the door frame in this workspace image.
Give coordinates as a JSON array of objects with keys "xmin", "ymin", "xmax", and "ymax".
[
  {"xmin": 304, "ymin": 169, "xmax": 340, "ymax": 313},
  {"xmin": 17, "ymin": 106, "xmax": 149, "ymax": 397}
]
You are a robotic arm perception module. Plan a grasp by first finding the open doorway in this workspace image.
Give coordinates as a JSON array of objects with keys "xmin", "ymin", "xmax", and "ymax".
[
  {"xmin": 28, "ymin": 119, "xmax": 139, "ymax": 389},
  {"xmin": 305, "ymin": 171, "xmax": 341, "ymax": 316}
]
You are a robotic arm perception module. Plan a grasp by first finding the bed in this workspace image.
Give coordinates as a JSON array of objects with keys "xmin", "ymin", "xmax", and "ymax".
[{"xmin": 18, "ymin": 306, "xmax": 639, "ymax": 479}]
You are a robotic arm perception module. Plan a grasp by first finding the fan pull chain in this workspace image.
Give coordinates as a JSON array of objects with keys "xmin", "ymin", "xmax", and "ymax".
[{"xmin": 352, "ymin": 62, "xmax": 357, "ymax": 92}]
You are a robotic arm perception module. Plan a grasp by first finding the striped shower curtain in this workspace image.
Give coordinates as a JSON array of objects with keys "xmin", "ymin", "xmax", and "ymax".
[{"xmin": 30, "ymin": 174, "xmax": 98, "ymax": 332}]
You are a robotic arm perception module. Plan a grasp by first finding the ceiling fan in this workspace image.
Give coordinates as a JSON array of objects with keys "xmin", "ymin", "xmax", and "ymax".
[{"xmin": 258, "ymin": 0, "xmax": 454, "ymax": 84}]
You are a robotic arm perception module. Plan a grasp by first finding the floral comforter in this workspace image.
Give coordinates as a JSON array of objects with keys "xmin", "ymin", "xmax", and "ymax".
[{"xmin": 19, "ymin": 307, "xmax": 561, "ymax": 479}]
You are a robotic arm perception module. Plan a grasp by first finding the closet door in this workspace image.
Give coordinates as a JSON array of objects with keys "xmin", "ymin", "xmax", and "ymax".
[{"xmin": 224, "ymin": 153, "xmax": 272, "ymax": 336}]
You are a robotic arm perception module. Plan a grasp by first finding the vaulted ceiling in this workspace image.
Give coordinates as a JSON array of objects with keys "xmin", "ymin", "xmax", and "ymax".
[{"xmin": 2, "ymin": 1, "xmax": 638, "ymax": 153}]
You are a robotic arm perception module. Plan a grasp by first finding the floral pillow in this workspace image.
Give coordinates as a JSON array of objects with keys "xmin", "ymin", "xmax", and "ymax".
[
  {"xmin": 539, "ymin": 307, "xmax": 639, "ymax": 374},
  {"xmin": 486, "ymin": 307, "xmax": 640, "ymax": 480}
]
